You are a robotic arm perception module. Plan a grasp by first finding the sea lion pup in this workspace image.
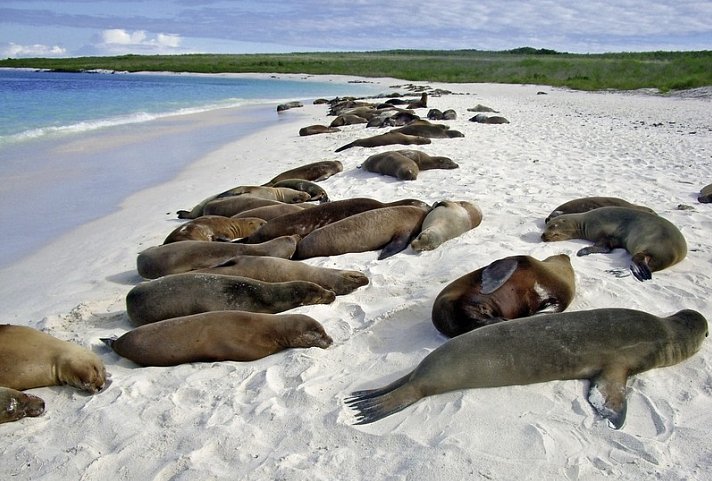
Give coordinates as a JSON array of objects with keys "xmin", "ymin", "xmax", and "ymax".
[
  {"xmin": 545, "ymin": 196, "xmax": 655, "ymax": 224},
  {"xmin": 202, "ymin": 196, "xmax": 284, "ymax": 217},
  {"xmin": 335, "ymin": 132, "xmax": 431, "ymax": 153},
  {"xmin": 231, "ymin": 203, "xmax": 313, "ymax": 221},
  {"xmin": 360, "ymin": 151, "xmax": 420, "ymax": 181},
  {"xmin": 411, "ymin": 200, "xmax": 483, "ymax": 252},
  {"xmin": 294, "ymin": 205, "xmax": 430, "ymax": 260},
  {"xmin": 196, "ymin": 255, "xmax": 369, "ymax": 295},
  {"xmin": 126, "ymin": 272, "xmax": 336, "ymax": 325},
  {"xmin": 431, "ymin": 254, "xmax": 575, "ymax": 337},
  {"xmin": 395, "ymin": 149, "xmax": 459, "ymax": 170},
  {"xmin": 698, "ymin": 183, "xmax": 712, "ymax": 203},
  {"xmin": 0, "ymin": 387, "xmax": 45, "ymax": 424},
  {"xmin": 299, "ymin": 125, "xmax": 341, "ymax": 136},
  {"xmin": 263, "ymin": 160, "xmax": 344, "ymax": 186},
  {"xmin": 102, "ymin": 311, "xmax": 333, "ymax": 367},
  {"xmin": 391, "ymin": 123, "xmax": 464, "ymax": 139},
  {"xmin": 346, "ymin": 308, "xmax": 708, "ymax": 428},
  {"xmin": 541, "ymin": 206, "xmax": 687, "ymax": 281},
  {"xmin": 406, "ymin": 92, "xmax": 428, "ymax": 109},
  {"xmin": 244, "ymin": 197, "xmax": 430, "ymax": 244},
  {"xmin": 162, "ymin": 216, "xmax": 266, "ymax": 244},
  {"xmin": 0, "ymin": 325, "xmax": 106, "ymax": 393},
  {"xmin": 136, "ymin": 235, "xmax": 299, "ymax": 279},
  {"xmin": 270, "ymin": 179, "xmax": 329, "ymax": 202}
]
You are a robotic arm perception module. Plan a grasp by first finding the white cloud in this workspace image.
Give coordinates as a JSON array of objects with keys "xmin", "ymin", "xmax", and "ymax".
[
  {"xmin": 94, "ymin": 29, "xmax": 183, "ymax": 54},
  {"xmin": 0, "ymin": 42, "xmax": 66, "ymax": 58}
]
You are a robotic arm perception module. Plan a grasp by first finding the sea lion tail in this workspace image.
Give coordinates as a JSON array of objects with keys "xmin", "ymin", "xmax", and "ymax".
[
  {"xmin": 100, "ymin": 337, "xmax": 117, "ymax": 349},
  {"xmin": 344, "ymin": 373, "xmax": 418, "ymax": 425}
]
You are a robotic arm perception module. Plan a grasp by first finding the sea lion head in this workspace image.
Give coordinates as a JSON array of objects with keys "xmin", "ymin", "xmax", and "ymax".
[
  {"xmin": 58, "ymin": 352, "xmax": 107, "ymax": 394},
  {"xmin": 541, "ymin": 215, "xmax": 579, "ymax": 242},
  {"xmin": 1, "ymin": 388, "xmax": 45, "ymax": 423},
  {"xmin": 285, "ymin": 315, "xmax": 334, "ymax": 349}
]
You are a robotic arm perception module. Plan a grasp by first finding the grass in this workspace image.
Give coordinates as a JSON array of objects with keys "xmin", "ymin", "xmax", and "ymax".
[{"xmin": 1, "ymin": 49, "xmax": 711, "ymax": 92}]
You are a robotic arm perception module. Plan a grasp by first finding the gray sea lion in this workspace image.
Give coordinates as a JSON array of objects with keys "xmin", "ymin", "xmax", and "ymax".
[
  {"xmin": 346, "ymin": 308, "xmax": 708, "ymax": 428},
  {"xmin": 541, "ymin": 206, "xmax": 687, "ymax": 281},
  {"xmin": 360, "ymin": 151, "xmax": 420, "ymax": 181},
  {"xmin": 411, "ymin": 200, "xmax": 483, "ymax": 252},
  {"xmin": 441, "ymin": 109, "xmax": 457, "ymax": 120},
  {"xmin": 392, "ymin": 123, "xmax": 464, "ymax": 139},
  {"xmin": 277, "ymin": 101, "xmax": 303, "ymax": 112},
  {"xmin": 0, "ymin": 387, "xmax": 45, "ymax": 424},
  {"xmin": 427, "ymin": 109, "xmax": 443, "ymax": 120},
  {"xmin": 244, "ymin": 197, "xmax": 430, "ymax": 244},
  {"xmin": 136, "ymin": 235, "xmax": 300, "ymax": 279},
  {"xmin": 126, "ymin": 272, "xmax": 336, "ymax": 325},
  {"xmin": 299, "ymin": 125, "xmax": 341, "ymax": 136},
  {"xmin": 469, "ymin": 114, "xmax": 510, "ymax": 124},
  {"xmin": 395, "ymin": 149, "xmax": 459, "ymax": 170},
  {"xmin": 467, "ymin": 104, "xmax": 499, "ymax": 113},
  {"xmin": 698, "ymin": 183, "xmax": 712, "ymax": 203},
  {"xmin": 163, "ymin": 216, "xmax": 266, "ymax": 244},
  {"xmin": 102, "ymin": 310, "xmax": 333, "ymax": 367},
  {"xmin": 263, "ymin": 160, "xmax": 344, "ymax": 186},
  {"xmin": 545, "ymin": 196, "xmax": 655, "ymax": 223},
  {"xmin": 231, "ymin": 203, "xmax": 313, "ymax": 221},
  {"xmin": 196, "ymin": 255, "xmax": 369, "ymax": 295},
  {"xmin": 431, "ymin": 254, "xmax": 575, "ymax": 337},
  {"xmin": 335, "ymin": 132, "xmax": 431, "ymax": 153},
  {"xmin": 294, "ymin": 205, "xmax": 430, "ymax": 260},
  {"xmin": 270, "ymin": 179, "xmax": 329, "ymax": 202},
  {"xmin": 0, "ymin": 325, "xmax": 106, "ymax": 393}
]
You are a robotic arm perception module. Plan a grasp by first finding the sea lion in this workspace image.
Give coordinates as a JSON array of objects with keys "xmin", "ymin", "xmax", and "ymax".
[
  {"xmin": 335, "ymin": 132, "xmax": 431, "ymax": 153},
  {"xmin": 431, "ymin": 254, "xmax": 575, "ymax": 337},
  {"xmin": 411, "ymin": 200, "xmax": 483, "ymax": 252},
  {"xmin": 177, "ymin": 189, "xmax": 290, "ymax": 220},
  {"xmin": 299, "ymin": 125, "xmax": 341, "ymax": 136},
  {"xmin": 215, "ymin": 186, "xmax": 312, "ymax": 203},
  {"xmin": 391, "ymin": 123, "xmax": 464, "ymax": 139},
  {"xmin": 270, "ymin": 179, "xmax": 329, "ymax": 202},
  {"xmin": 346, "ymin": 308, "xmax": 708, "ymax": 428},
  {"xmin": 545, "ymin": 196, "xmax": 655, "ymax": 223},
  {"xmin": 126, "ymin": 272, "xmax": 336, "ymax": 325},
  {"xmin": 406, "ymin": 92, "xmax": 428, "ymax": 109},
  {"xmin": 231, "ymin": 203, "xmax": 312, "ymax": 221},
  {"xmin": 360, "ymin": 151, "xmax": 420, "ymax": 181},
  {"xmin": 698, "ymin": 183, "xmax": 712, "ymax": 203},
  {"xmin": 196, "ymin": 255, "xmax": 369, "ymax": 295},
  {"xmin": 163, "ymin": 216, "xmax": 266, "ymax": 244},
  {"xmin": 395, "ymin": 150, "xmax": 459, "ymax": 170},
  {"xmin": 0, "ymin": 387, "xmax": 45, "ymax": 424},
  {"xmin": 263, "ymin": 160, "xmax": 343, "ymax": 186},
  {"xmin": 277, "ymin": 101, "xmax": 303, "ymax": 112},
  {"xmin": 0, "ymin": 324, "xmax": 106, "ymax": 393},
  {"xmin": 469, "ymin": 114, "xmax": 510, "ymax": 124},
  {"xmin": 294, "ymin": 205, "xmax": 430, "ymax": 260},
  {"xmin": 330, "ymin": 114, "xmax": 369, "ymax": 127},
  {"xmin": 202, "ymin": 197, "xmax": 285, "ymax": 217},
  {"xmin": 136, "ymin": 235, "xmax": 299, "ymax": 279},
  {"xmin": 427, "ymin": 109, "xmax": 444, "ymax": 120},
  {"xmin": 244, "ymin": 197, "xmax": 430, "ymax": 244},
  {"xmin": 541, "ymin": 206, "xmax": 687, "ymax": 281},
  {"xmin": 102, "ymin": 310, "xmax": 333, "ymax": 367}
]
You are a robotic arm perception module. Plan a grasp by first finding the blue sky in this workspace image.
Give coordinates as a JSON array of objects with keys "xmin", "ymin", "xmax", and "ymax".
[{"xmin": 1, "ymin": 0, "xmax": 710, "ymax": 58}]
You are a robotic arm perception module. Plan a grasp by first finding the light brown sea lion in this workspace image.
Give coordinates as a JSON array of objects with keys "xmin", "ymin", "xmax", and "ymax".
[
  {"xmin": 231, "ymin": 203, "xmax": 312, "ymax": 221},
  {"xmin": 216, "ymin": 186, "xmax": 312, "ymax": 203},
  {"xmin": 162, "ymin": 216, "xmax": 266, "ymax": 244},
  {"xmin": 263, "ymin": 160, "xmax": 344, "ymax": 186},
  {"xmin": 395, "ymin": 149, "xmax": 459, "ymax": 170},
  {"xmin": 391, "ymin": 123, "xmax": 464, "ymax": 139},
  {"xmin": 541, "ymin": 206, "xmax": 687, "ymax": 281},
  {"xmin": 330, "ymin": 114, "xmax": 369, "ymax": 127},
  {"xmin": 244, "ymin": 197, "xmax": 430, "ymax": 244},
  {"xmin": 431, "ymin": 254, "xmax": 575, "ymax": 337},
  {"xmin": 196, "ymin": 255, "xmax": 369, "ymax": 295},
  {"xmin": 102, "ymin": 310, "xmax": 333, "ymax": 367},
  {"xmin": 203, "ymin": 197, "xmax": 285, "ymax": 217},
  {"xmin": 176, "ymin": 188, "xmax": 295, "ymax": 220},
  {"xmin": 0, "ymin": 325, "xmax": 106, "ymax": 393},
  {"xmin": 698, "ymin": 183, "xmax": 712, "ymax": 203},
  {"xmin": 335, "ymin": 132, "xmax": 431, "ymax": 153},
  {"xmin": 270, "ymin": 179, "xmax": 329, "ymax": 202},
  {"xmin": 360, "ymin": 151, "xmax": 420, "ymax": 181},
  {"xmin": 0, "ymin": 387, "xmax": 45, "ymax": 424},
  {"xmin": 136, "ymin": 236, "xmax": 299, "ymax": 279},
  {"xmin": 411, "ymin": 200, "xmax": 483, "ymax": 252},
  {"xmin": 299, "ymin": 125, "xmax": 341, "ymax": 136},
  {"xmin": 545, "ymin": 196, "xmax": 655, "ymax": 224},
  {"xmin": 126, "ymin": 272, "xmax": 336, "ymax": 325},
  {"xmin": 294, "ymin": 205, "xmax": 430, "ymax": 260},
  {"xmin": 346, "ymin": 308, "xmax": 708, "ymax": 428}
]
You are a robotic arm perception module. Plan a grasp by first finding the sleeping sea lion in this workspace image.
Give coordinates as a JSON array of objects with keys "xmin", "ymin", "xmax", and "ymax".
[
  {"xmin": 163, "ymin": 216, "xmax": 266, "ymax": 244},
  {"xmin": 545, "ymin": 196, "xmax": 655, "ymax": 224},
  {"xmin": 335, "ymin": 132, "xmax": 431, "ymax": 153},
  {"xmin": 263, "ymin": 161, "xmax": 343, "ymax": 186},
  {"xmin": 410, "ymin": 200, "xmax": 483, "ymax": 252},
  {"xmin": 0, "ymin": 387, "xmax": 45, "ymax": 424}
]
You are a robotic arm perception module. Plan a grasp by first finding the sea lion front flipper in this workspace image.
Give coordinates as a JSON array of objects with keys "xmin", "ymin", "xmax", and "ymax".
[
  {"xmin": 480, "ymin": 257, "xmax": 519, "ymax": 294},
  {"xmin": 629, "ymin": 253, "xmax": 653, "ymax": 281},
  {"xmin": 587, "ymin": 368, "xmax": 629, "ymax": 429},
  {"xmin": 577, "ymin": 240, "xmax": 614, "ymax": 257},
  {"xmin": 378, "ymin": 232, "xmax": 413, "ymax": 260}
]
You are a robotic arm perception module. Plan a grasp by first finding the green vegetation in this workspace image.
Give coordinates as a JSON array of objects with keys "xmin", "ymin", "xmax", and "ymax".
[{"xmin": 2, "ymin": 49, "xmax": 710, "ymax": 92}]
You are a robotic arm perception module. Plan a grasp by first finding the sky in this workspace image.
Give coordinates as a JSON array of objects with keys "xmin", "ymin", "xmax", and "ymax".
[{"xmin": 1, "ymin": 0, "xmax": 710, "ymax": 58}]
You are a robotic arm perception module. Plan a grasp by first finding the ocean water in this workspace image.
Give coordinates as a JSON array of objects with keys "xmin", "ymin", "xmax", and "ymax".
[{"xmin": 0, "ymin": 69, "xmax": 380, "ymax": 268}]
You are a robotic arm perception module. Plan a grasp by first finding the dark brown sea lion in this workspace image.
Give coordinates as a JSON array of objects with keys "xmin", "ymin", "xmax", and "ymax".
[
  {"xmin": 263, "ymin": 160, "xmax": 344, "ymax": 186},
  {"xmin": 335, "ymin": 132, "xmax": 431, "ymax": 153},
  {"xmin": 698, "ymin": 183, "xmax": 712, "ymax": 203},
  {"xmin": 406, "ymin": 92, "xmax": 428, "ymax": 109},
  {"xmin": 217, "ymin": 186, "xmax": 312, "ymax": 203},
  {"xmin": 277, "ymin": 101, "xmax": 303, "ymax": 112},
  {"xmin": 541, "ymin": 207, "xmax": 687, "ymax": 281},
  {"xmin": 411, "ymin": 200, "xmax": 483, "ymax": 252},
  {"xmin": 545, "ymin": 196, "xmax": 655, "ymax": 223},
  {"xmin": 244, "ymin": 197, "xmax": 430, "ymax": 244},
  {"xmin": 0, "ymin": 387, "xmax": 45, "ymax": 424},
  {"xmin": 469, "ymin": 114, "xmax": 510, "ymax": 124},
  {"xmin": 391, "ymin": 123, "xmax": 464, "ymax": 139},
  {"xmin": 346, "ymin": 308, "xmax": 708, "ymax": 428},
  {"xmin": 360, "ymin": 151, "xmax": 420, "ymax": 181},
  {"xmin": 202, "ymin": 197, "xmax": 285, "ymax": 217},
  {"xmin": 126, "ymin": 272, "xmax": 336, "ymax": 325},
  {"xmin": 163, "ymin": 216, "xmax": 266, "ymax": 244},
  {"xmin": 294, "ymin": 205, "xmax": 430, "ymax": 260},
  {"xmin": 196, "ymin": 255, "xmax": 369, "ymax": 295},
  {"xmin": 230, "ymin": 203, "xmax": 312, "ymax": 221},
  {"xmin": 0, "ymin": 325, "xmax": 106, "ymax": 393},
  {"xmin": 102, "ymin": 310, "xmax": 332, "ymax": 367},
  {"xmin": 431, "ymin": 254, "xmax": 575, "ymax": 337},
  {"xmin": 270, "ymin": 179, "xmax": 329, "ymax": 202},
  {"xmin": 299, "ymin": 125, "xmax": 341, "ymax": 136},
  {"xmin": 394, "ymin": 150, "xmax": 459, "ymax": 170},
  {"xmin": 136, "ymin": 235, "xmax": 300, "ymax": 279}
]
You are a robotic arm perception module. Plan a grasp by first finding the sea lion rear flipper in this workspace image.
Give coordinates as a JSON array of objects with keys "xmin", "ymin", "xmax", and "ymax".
[
  {"xmin": 378, "ymin": 232, "xmax": 413, "ymax": 260},
  {"xmin": 481, "ymin": 258, "xmax": 519, "ymax": 294},
  {"xmin": 344, "ymin": 373, "xmax": 417, "ymax": 424},
  {"xmin": 587, "ymin": 369, "xmax": 629, "ymax": 429},
  {"xmin": 100, "ymin": 337, "xmax": 118, "ymax": 349}
]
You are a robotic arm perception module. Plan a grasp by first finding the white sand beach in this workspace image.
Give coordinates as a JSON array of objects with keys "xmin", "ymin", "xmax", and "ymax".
[{"xmin": 1, "ymin": 75, "xmax": 711, "ymax": 480}]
